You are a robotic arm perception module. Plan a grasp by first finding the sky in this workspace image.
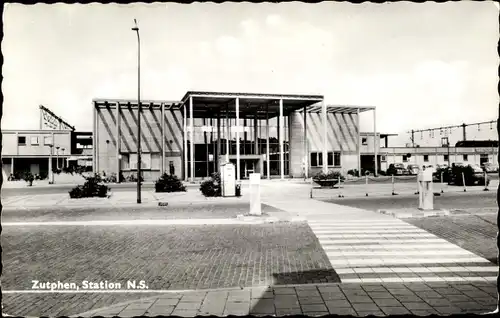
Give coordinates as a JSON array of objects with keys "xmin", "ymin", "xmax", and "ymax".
[{"xmin": 2, "ymin": 2, "xmax": 499, "ymax": 146}]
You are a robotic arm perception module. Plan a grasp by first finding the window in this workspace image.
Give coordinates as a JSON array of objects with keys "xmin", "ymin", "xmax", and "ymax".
[
  {"xmin": 423, "ymin": 155, "xmax": 429, "ymax": 162},
  {"xmin": 310, "ymin": 153, "xmax": 318, "ymax": 167},
  {"xmin": 402, "ymin": 155, "xmax": 408, "ymax": 162},
  {"xmin": 334, "ymin": 152, "xmax": 341, "ymax": 166},
  {"xmin": 362, "ymin": 137, "xmax": 368, "ymax": 146},
  {"xmin": 18, "ymin": 136, "xmax": 26, "ymax": 146},
  {"xmin": 380, "ymin": 155, "xmax": 386, "ymax": 162},
  {"xmin": 327, "ymin": 152, "xmax": 334, "ymax": 166},
  {"xmin": 444, "ymin": 154, "xmax": 449, "ymax": 161},
  {"xmin": 44, "ymin": 136, "xmax": 53, "ymax": 145},
  {"xmin": 463, "ymin": 154, "xmax": 468, "ymax": 161},
  {"xmin": 30, "ymin": 136, "xmax": 39, "ymax": 145},
  {"xmin": 129, "ymin": 153, "xmax": 152, "ymax": 170},
  {"xmin": 310, "ymin": 152, "xmax": 323, "ymax": 167}
]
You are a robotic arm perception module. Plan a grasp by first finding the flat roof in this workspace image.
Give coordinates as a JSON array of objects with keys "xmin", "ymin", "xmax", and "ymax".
[
  {"xmin": 305, "ymin": 105, "xmax": 375, "ymax": 114},
  {"xmin": 93, "ymin": 99, "xmax": 183, "ymax": 110},
  {"xmin": 180, "ymin": 91, "xmax": 324, "ymax": 119}
]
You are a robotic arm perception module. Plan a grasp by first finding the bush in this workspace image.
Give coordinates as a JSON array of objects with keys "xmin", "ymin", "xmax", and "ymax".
[
  {"xmin": 23, "ymin": 171, "xmax": 35, "ymax": 186},
  {"xmin": 155, "ymin": 173, "xmax": 186, "ymax": 193},
  {"xmin": 69, "ymin": 174, "xmax": 109, "ymax": 199},
  {"xmin": 347, "ymin": 169, "xmax": 359, "ymax": 176},
  {"xmin": 313, "ymin": 170, "xmax": 345, "ymax": 181},
  {"xmin": 200, "ymin": 172, "xmax": 222, "ymax": 197},
  {"xmin": 126, "ymin": 173, "xmax": 144, "ymax": 182},
  {"xmin": 103, "ymin": 173, "xmax": 117, "ymax": 183}
]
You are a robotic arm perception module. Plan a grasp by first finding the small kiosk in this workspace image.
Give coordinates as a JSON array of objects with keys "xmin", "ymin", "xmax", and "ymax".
[{"xmin": 220, "ymin": 162, "xmax": 236, "ymax": 197}]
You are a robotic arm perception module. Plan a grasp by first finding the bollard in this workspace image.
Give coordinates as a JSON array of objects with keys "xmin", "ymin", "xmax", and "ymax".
[
  {"xmin": 462, "ymin": 172, "xmax": 467, "ymax": 192},
  {"xmin": 249, "ymin": 173, "xmax": 261, "ymax": 215},
  {"xmin": 484, "ymin": 172, "xmax": 489, "ymax": 191},
  {"xmin": 440, "ymin": 172, "xmax": 444, "ymax": 194},
  {"xmin": 391, "ymin": 175, "xmax": 397, "ymax": 195},
  {"xmin": 310, "ymin": 177, "xmax": 313, "ymax": 199},
  {"xmin": 338, "ymin": 176, "xmax": 344, "ymax": 198},
  {"xmin": 365, "ymin": 174, "xmax": 369, "ymax": 197}
]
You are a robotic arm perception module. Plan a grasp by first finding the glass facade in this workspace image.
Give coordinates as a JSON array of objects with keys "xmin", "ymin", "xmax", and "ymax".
[{"xmin": 185, "ymin": 116, "xmax": 290, "ymax": 178}]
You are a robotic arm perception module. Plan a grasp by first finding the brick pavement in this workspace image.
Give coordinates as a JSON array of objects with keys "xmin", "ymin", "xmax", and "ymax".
[
  {"xmin": 70, "ymin": 282, "xmax": 497, "ymax": 317},
  {"xmin": 2, "ymin": 222, "xmax": 338, "ymax": 317}
]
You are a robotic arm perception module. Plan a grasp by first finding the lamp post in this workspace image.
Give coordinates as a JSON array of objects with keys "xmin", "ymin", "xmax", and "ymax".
[
  {"xmin": 105, "ymin": 140, "xmax": 110, "ymax": 176},
  {"xmin": 132, "ymin": 19, "xmax": 141, "ymax": 204}
]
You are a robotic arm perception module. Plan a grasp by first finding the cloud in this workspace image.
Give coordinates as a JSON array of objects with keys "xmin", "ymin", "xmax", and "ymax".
[
  {"xmin": 240, "ymin": 19, "xmax": 259, "ymax": 37},
  {"xmin": 215, "ymin": 35, "xmax": 244, "ymax": 59},
  {"xmin": 266, "ymin": 14, "xmax": 283, "ymax": 27}
]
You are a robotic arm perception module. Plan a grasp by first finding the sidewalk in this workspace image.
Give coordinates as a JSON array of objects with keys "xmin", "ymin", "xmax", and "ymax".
[{"xmin": 74, "ymin": 282, "xmax": 496, "ymax": 317}]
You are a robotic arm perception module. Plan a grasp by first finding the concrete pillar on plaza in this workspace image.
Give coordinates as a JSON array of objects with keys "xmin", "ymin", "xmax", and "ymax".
[
  {"xmin": 11, "ymin": 157, "xmax": 14, "ymax": 174},
  {"xmin": 236, "ymin": 97, "xmax": 241, "ymax": 181},
  {"xmin": 217, "ymin": 110, "xmax": 221, "ymax": 172},
  {"xmin": 279, "ymin": 99, "xmax": 284, "ymax": 180},
  {"xmin": 183, "ymin": 104, "xmax": 188, "ymax": 181},
  {"xmin": 303, "ymin": 105, "xmax": 308, "ymax": 179},
  {"xmin": 189, "ymin": 96, "xmax": 195, "ymax": 183},
  {"xmin": 116, "ymin": 102, "xmax": 121, "ymax": 181},
  {"xmin": 373, "ymin": 108, "xmax": 378, "ymax": 177},
  {"xmin": 266, "ymin": 104, "xmax": 270, "ymax": 180},
  {"xmin": 226, "ymin": 104, "xmax": 230, "ymax": 163},
  {"xmin": 161, "ymin": 103, "xmax": 165, "ymax": 175},
  {"xmin": 254, "ymin": 113, "xmax": 258, "ymax": 155},
  {"xmin": 322, "ymin": 100, "xmax": 328, "ymax": 174},
  {"xmin": 357, "ymin": 108, "xmax": 361, "ymax": 177}
]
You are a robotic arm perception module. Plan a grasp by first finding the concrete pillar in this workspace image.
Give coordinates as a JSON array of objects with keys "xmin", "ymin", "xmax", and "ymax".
[
  {"xmin": 11, "ymin": 157, "xmax": 14, "ymax": 174},
  {"xmin": 374, "ymin": 108, "xmax": 378, "ymax": 177},
  {"xmin": 183, "ymin": 104, "xmax": 188, "ymax": 181},
  {"xmin": 93, "ymin": 104, "xmax": 96, "ymax": 173},
  {"xmin": 266, "ymin": 104, "xmax": 270, "ymax": 180},
  {"xmin": 226, "ymin": 104, "xmax": 230, "ymax": 162},
  {"xmin": 189, "ymin": 96, "xmax": 194, "ymax": 182},
  {"xmin": 236, "ymin": 97, "xmax": 241, "ymax": 181},
  {"xmin": 322, "ymin": 100, "xmax": 328, "ymax": 174},
  {"xmin": 254, "ymin": 113, "xmax": 258, "ymax": 155},
  {"xmin": 303, "ymin": 106, "xmax": 308, "ymax": 179},
  {"xmin": 161, "ymin": 103, "xmax": 165, "ymax": 175},
  {"xmin": 116, "ymin": 102, "xmax": 121, "ymax": 181},
  {"xmin": 357, "ymin": 108, "xmax": 361, "ymax": 177},
  {"xmin": 217, "ymin": 110, "xmax": 221, "ymax": 172},
  {"xmin": 279, "ymin": 99, "xmax": 284, "ymax": 180}
]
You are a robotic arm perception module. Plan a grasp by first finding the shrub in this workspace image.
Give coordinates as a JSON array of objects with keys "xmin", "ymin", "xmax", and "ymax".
[
  {"xmin": 200, "ymin": 172, "xmax": 222, "ymax": 197},
  {"xmin": 103, "ymin": 173, "xmax": 117, "ymax": 183},
  {"xmin": 126, "ymin": 173, "xmax": 144, "ymax": 182},
  {"xmin": 313, "ymin": 170, "xmax": 345, "ymax": 181},
  {"xmin": 155, "ymin": 173, "xmax": 186, "ymax": 193},
  {"xmin": 347, "ymin": 169, "xmax": 359, "ymax": 176},
  {"xmin": 23, "ymin": 171, "xmax": 35, "ymax": 186},
  {"xmin": 69, "ymin": 173, "xmax": 109, "ymax": 199}
]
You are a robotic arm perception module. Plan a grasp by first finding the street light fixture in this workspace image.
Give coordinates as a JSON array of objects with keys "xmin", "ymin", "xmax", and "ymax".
[{"xmin": 132, "ymin": 18, "xmax": 142, "ymax": 204}]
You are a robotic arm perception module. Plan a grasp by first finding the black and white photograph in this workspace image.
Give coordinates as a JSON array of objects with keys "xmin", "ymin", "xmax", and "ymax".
[{"xmin": 1, "ymin": 1, "xmax": 499, "ymax": 317}]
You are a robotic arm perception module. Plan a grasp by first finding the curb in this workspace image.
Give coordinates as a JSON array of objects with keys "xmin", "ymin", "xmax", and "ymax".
[{"xmin": 377, "ymin": 209, "xmax": 451, "ymax": 219}]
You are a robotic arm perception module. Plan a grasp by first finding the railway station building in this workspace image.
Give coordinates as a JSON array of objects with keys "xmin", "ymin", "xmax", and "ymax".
[{"xmin": 93, "ymin": 91, "xmax": 380, "ymax": 182}]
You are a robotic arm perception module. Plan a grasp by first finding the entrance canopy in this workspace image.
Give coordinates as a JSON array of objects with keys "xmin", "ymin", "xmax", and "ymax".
[{"xmin": 180, "ymin": 91, "xmax": 324, "ymax": 119}]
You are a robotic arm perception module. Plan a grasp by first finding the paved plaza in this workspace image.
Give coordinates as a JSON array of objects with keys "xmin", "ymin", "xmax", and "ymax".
[{"xmin": 1, "ymin": 180, "xmax": 499, "ymax": 316}]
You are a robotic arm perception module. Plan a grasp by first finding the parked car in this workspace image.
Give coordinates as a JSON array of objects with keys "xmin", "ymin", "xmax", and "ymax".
[
  {"xmin": 482, "ymin": 162, "xmax": 499, "ymax": 173},
  {"xmin": 447, "ymin": 163, "xmax": 489, "ymax": 186},
  {"xmin": 407, "ymin": 164, "xmax": 420, "ymax": 175},
  {"xmin": 387, "ymin": 163, "xmax": 408, "ymax": 176}
]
